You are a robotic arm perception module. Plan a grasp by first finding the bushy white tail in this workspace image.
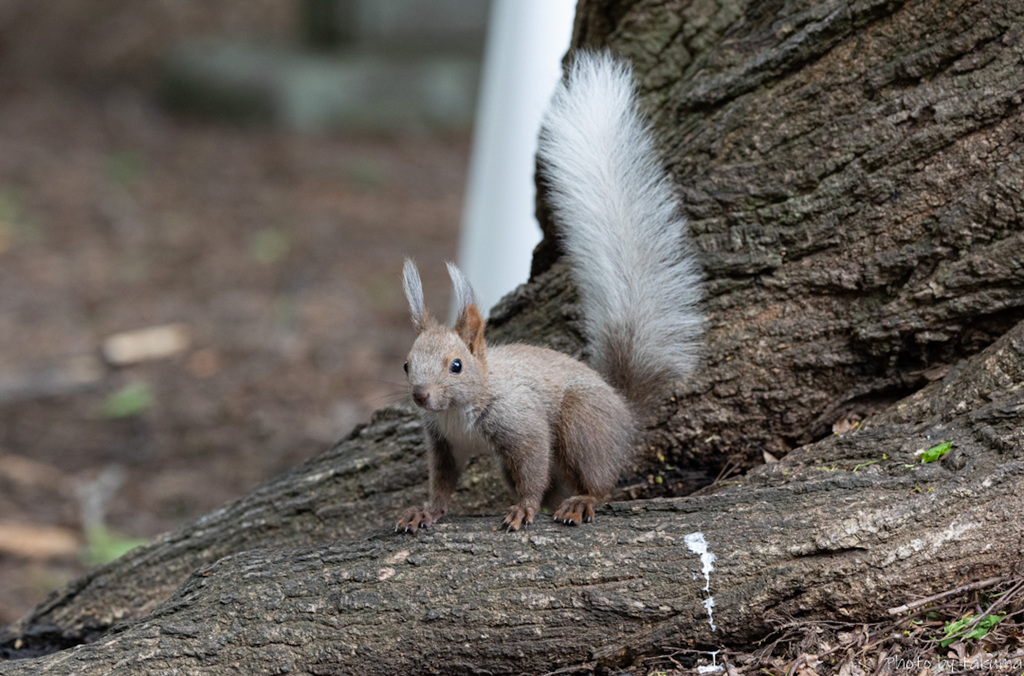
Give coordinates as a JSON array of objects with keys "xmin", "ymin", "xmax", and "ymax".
[{"xmin": 538, "ymin": 50, "xmax": 704, "ymax": 403}]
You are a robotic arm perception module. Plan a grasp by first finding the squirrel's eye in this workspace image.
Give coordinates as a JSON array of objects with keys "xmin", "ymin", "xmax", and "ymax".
[
  {"xmin": 450, "ymin": 358, "xmax": 463, "ymax": 374},
  {"xmin": 403, "ymin": 361, "xmax": 409, "ymax": 373}
]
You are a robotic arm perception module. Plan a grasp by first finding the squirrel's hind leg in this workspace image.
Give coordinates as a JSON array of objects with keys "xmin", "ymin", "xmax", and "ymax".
[
  {"xmin": 551, "ymin": 384, "xmax": 634, "ymax": 526},
  {"xmin": 546, "ymin": 461, "xmax": 597, "ymax": 525}
]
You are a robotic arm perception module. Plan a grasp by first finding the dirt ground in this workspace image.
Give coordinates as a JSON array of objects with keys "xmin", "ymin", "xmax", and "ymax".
[{"xmin": 0, "ymin": 3, "xmax": 469, "ymax": 626}]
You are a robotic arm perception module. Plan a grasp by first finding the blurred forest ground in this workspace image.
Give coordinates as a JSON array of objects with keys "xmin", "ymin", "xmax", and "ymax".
[{"xmin": 0, "ymin": 1, "xmax": 468, "ymax": 624}]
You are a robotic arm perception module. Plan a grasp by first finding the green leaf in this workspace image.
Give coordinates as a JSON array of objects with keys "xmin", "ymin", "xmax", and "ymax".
[
  {"xmin": 249, "ymin": 228, "xmax": 290, "ymax": 264},
  {"xmin": 105, "ymin": 151, "xmax": 146, "ymax": 187},
  {"xmin": 939, "ymin": 613, "xmax": 1005, "ymax": 647},
  {"xmin": 102, "ymin": 382, "xmax": 153, "ymax": 418},
  {"xmin": 920, "ymin": 441, "xmax": 952, "ymax": 463},
  {"xmin": 344, "ymin": 157, "xmax": 386, "ymax": 188},
  {"xmin": 82, "ymin": 526, "xmax": 147, "ymax": 566},
  {"xmin": 0, "ymin": 186, "xmax": 41, "ymax": 248}
]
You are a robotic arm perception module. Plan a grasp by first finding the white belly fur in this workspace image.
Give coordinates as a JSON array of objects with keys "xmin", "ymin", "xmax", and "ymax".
[{"xmin": 434, "ymin": 407, "xmax": 489, "ymax": 467}]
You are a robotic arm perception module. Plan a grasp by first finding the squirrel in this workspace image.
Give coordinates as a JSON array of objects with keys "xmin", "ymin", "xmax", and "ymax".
[{"xmin": 395, "ymin": 50, "xmax": 704, "ymax": 533}]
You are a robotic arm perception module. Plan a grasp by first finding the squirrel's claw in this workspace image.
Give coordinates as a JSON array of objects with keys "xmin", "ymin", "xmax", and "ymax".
[
  {"xmin": 396, "ymin": 506, "xmax": 442, "ymax": 534},
  {"xmin": 501, "ymin": 504, "xmax": 535, "ymax": 532}
]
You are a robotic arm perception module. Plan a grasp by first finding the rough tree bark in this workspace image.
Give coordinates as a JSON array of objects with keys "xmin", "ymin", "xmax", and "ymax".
[{"xmin": 3, "ymin": 0, "xmax": 1024, "ymax": 673}]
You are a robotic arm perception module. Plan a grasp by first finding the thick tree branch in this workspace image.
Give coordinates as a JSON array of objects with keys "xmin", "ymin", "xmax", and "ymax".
[{"xmin": 1, "ymin": 320, "xmax": 1021, "ymax": 674}]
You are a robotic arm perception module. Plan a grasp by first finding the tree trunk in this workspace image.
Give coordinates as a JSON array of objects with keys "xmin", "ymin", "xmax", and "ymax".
[
  {"xmin": 3, "ymin": 0, "xmax": 1024, "ymax": 673},
  {"xmin": 562, "ymin": 0, "xmax": 1024, "ymax": 469}
]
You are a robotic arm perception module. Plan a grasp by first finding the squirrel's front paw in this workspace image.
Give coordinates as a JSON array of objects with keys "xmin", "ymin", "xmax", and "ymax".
[
  {"xmin": 395, "ymin": 507, "xmax": 442, "ymax": 534},
  {"xmin": 501, "ymin": 504, "xmax": 535, "ymax": 532}
]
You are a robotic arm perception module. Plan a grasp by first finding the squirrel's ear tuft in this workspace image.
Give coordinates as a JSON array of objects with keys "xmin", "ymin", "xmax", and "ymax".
[
  {"xmin": 445, "ymin": 262, "xmax": 477, "ymax": 315},
  {"xmin": 402, "ymin": 258, "xmax": 429, "ymax": 332}
]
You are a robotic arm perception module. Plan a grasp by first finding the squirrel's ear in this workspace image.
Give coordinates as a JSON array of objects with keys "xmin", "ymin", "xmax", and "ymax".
[
  {"xmin": 455, "ymin": 304, "xmax": 487, "ymax": 358},
  {"xmin": 402, "ymin": 258, "xmax": 429, "ymax": 333}
]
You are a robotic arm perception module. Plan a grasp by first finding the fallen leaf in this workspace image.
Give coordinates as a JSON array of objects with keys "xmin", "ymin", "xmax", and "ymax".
[
  {"xmin": 102, "ymin": 323, "xmax": 191, "ymax": 366},
  {"xmin": 0, "ymin": 522, "xmax": 80, "ymax": 559}
]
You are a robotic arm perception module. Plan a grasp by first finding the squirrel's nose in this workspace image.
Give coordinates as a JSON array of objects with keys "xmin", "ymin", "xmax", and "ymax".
[{"xmin": 412, "ymin": 385, "xmax": 430, "ymax": 407}]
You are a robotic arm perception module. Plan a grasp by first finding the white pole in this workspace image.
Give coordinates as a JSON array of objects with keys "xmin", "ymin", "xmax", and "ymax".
[{"xmin": 456, "ymin": 0, "xmax": 576, "ymax": 316}]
